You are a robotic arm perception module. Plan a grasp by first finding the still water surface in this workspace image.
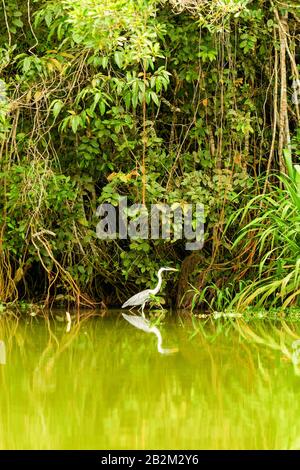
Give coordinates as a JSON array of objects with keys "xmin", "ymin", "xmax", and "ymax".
[{"xmin": 0, "ymin": 310, "xmax": 300, "ymax": 449}]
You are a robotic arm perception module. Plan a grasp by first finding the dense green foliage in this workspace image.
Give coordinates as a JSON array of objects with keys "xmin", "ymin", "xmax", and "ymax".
[{"xmin": 0, "ymin": 0, "xmax": 299, "ymax": 309}]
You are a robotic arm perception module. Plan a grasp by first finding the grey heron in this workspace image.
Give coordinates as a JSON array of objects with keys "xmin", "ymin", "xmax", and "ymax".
[
  {"xmin": 121, "ymin": 267, "xmax": 178, "ymax": 317},
  {"xmin": 122, "ymin": 313, "xmax": 178, "ymax": 355}
]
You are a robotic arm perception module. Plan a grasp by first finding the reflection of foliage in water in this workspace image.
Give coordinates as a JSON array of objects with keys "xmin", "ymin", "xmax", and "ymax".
[{"xmin": 0, "ymin": 312, "xmax": 300, "ymax": 449}]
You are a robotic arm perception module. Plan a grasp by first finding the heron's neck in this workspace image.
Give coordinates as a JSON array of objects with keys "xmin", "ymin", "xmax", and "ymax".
[{"xmin": 151, "ymin": 270, "xmax": 163, "ymax": 295}]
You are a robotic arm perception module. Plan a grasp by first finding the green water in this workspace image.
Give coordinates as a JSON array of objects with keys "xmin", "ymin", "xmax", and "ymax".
[{"xmin": 0, "ymin": 310, "xmax": 300, "ymax": 450}]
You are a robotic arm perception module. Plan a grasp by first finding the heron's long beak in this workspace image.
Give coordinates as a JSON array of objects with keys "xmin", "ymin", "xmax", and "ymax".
[{"xmin": 167, "ymin": 268, "xmax": 179, "ymax": 271}]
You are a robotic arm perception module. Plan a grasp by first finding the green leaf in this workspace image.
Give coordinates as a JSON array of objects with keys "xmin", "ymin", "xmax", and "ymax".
[
  {"xmin": 71, "ymin": 115, "xmax": 81, "ymax": 133},
  {"xmin": 114, "ymin": 51, "xmax": 123, "ymax": 68},
  {"xmin": 99, "ymin": 101, "xmax": 106, "ymax": 115},
  {"xmin": 150, "ymin": 91, "xmax": 159, "ymax": 106},
  {"xmin": 52, "ymin": 100, "xmax": 64, "ymax": 119},
  {"xmin": 23, "ymin": 57, "xmax": 31, "ymax": 73},
  {"xmin": 12, "ymin": 18, "xmax": 23, "ymax": 28},
  {"xmin": 132, "ymin": 93, "xmax": 138, "ymax": 109}
]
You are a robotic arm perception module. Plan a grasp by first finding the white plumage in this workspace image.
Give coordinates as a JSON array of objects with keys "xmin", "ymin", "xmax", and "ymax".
[{"xmin": 121, "ymin": 267, "xmax": 177, "ymax": 316}]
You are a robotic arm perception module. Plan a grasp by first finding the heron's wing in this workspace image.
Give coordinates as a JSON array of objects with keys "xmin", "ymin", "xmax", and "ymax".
[
  {"xmin": 122, "ymin": 313, "xmax": 151, "ymax": 333},
  {"xmin": 122, "ymin": 289, "xmax": 152, "ymax": 308}
]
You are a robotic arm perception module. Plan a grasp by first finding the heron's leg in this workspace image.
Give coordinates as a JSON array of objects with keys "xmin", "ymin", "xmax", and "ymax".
[{"xmin": 141, "ymin": 302, "xmax": 146, "ymax": 318}]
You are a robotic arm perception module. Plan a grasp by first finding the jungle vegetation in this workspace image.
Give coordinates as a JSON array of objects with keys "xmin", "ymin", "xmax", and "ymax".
[{"xmin": 0, "ymin": 0, "xmax": 299, "ymax": 311}]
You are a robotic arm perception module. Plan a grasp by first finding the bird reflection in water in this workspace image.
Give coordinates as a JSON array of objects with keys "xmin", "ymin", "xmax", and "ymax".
[{"xmin": 122, "ymin": 313, "xmax": 178, "ymax": 355}]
